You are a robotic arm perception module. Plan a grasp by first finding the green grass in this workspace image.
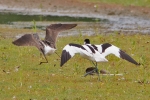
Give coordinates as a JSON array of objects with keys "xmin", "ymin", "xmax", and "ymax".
[
  {"xmin": 0, "ymin": 33, "xmax": 150, "ymax": 99},
  {"xmin": 83, "ymin": 0, "xmax": 150, "ymax": 7}
]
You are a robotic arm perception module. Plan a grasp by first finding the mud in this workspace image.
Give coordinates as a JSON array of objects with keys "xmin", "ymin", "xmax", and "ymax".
[{"xmin": 0, "ymin": 0, "xmax": 150, "ymax": 35}]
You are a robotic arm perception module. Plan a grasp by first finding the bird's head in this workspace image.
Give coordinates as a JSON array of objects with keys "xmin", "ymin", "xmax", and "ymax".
[{"xmin": 84, "ymin": 39, "xmax": 90, "ymax": 44}]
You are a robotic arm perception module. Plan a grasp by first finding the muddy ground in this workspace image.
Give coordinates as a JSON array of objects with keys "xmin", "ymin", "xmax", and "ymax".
[
  {"xmin": 0, "ymin": 0, "xmax": 150, "ymax": 35},
  {"xmin": 1, "ymin": 0, "xmax": 150, "ymax": 17}
]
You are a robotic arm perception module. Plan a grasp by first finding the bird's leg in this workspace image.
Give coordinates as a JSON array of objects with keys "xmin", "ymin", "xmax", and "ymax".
[
  {"xmin": 84, "ymin": 61, "xmax": 97, "ymax": 77},
  {"xmin": 39, "ymin": 54, "xmax": 48, "ymax": 65},
  {"xmin": 84, "ymin": 68, "xmax": 97, "ymax": 77},
  {"xmin": 95, "ymin": 62, "xmax": 100, "ymax": 81},
  {"xmin": 55, "ymin": 52, "xmax": 61, "ymax": 58},
  {"xmin": 91, "ymin": 61, "xmax": 99, "ymax": 75},
  {"xmin": 84, "ymin": 61, "xmax": 100, "ymax": 81}
]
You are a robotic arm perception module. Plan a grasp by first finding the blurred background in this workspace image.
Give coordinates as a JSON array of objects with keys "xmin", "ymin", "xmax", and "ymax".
[{"xmin": 0, "ymin": 0, "xmax": 150, "ymax": 37}]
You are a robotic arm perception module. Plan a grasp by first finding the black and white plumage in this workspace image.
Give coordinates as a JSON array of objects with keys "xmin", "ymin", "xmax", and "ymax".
[
  {"xmin": 60, "ymin": 43, "xmax": 108, "ymax": 66},
  {"xmin": 13, "ymin": 23, "xmax": 77, "ymax": 65},
  {"xmin": 60, "ymin": 38, "xmax": 140, "ymax": 80}
]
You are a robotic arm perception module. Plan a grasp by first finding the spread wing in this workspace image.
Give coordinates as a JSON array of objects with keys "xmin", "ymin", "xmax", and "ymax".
[
  {"xmin": 45, "ymin": 23, "xmax": 77, "ymax": 48},
  {"xmin": 60, "ymin": 43, "xmax": 92, "ymax": 67},
  {"xmin": 12, "ymin": 33, "xmax": 41, "ymax": 49},
  {"xmin": 96, "ymin": 43, "xmax": 140, "ymax": 65},
  {"xmin": 60, "ymin": 43, "xmax": 108, "ymax": 67}
]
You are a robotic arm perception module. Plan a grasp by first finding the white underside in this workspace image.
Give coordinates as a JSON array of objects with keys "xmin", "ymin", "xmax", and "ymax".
[
  {"xmin": 44, "ymin": 45, "xmax": 56, "ymax": 55},
  {"xmin": 80, "ymin": 53, "xmax": 108, "ymax": 62},
  {"xmin": 64, "ymin": 44, "xmax": 108, "ymax": 62}
]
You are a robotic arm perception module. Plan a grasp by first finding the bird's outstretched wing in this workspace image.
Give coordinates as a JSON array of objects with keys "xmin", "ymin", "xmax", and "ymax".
[
  {"xmin": 45, "ymin": 23, "xmax": 77, "ymax": 48},
  {"xmin": 119, "ymin": 50, "xmax": 140, "ymax": 65},
  {"xmin": 12, "ymin": 33, "xmax": 41, "ymax": 48},
  {"xmin": 96, "ymin": 43, "xmax": 140, "ymax": 65},
  {"xmin": 60, "ymin": 43, "xmax": 91, "ymax": 67}
]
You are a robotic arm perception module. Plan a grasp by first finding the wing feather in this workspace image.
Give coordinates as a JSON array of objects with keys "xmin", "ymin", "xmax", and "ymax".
[
  {"xmin": 97, "ymin": 44, "xmax": 140, "ymax": 65},
  {"xmin": 12, "ymin": 34, "xmax": 41, "ymax": 49},
  {"xmin": 45, "ymin": 24, "xmax": 77, "ymax": 48},
  {"xmin": 60, "ymin": 43, "xmax": 91, "ymax": 67}
]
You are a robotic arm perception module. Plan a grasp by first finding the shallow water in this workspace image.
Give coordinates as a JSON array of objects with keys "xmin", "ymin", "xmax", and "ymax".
[
  {"xmin": 0, "ymin": 12, "xmax": 106, "ymax": 24},
  {"xmin": 0, "ymin": 11, "xmax": 150, "ymax": 37}
]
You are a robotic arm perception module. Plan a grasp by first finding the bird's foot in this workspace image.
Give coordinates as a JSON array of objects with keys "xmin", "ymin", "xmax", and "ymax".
[{"xmin": 39, "ymin": 61, "xmax": 48, "ymax": 65}]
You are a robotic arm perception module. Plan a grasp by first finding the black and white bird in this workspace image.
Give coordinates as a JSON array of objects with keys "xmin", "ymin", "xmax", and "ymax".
[
  {"xmin": 12, "ymin": 23, "xmax": 77, "ymax": 65},
  {"xmin": 60, "ymin": 38, "xmax": 140, "ymax": 80}
]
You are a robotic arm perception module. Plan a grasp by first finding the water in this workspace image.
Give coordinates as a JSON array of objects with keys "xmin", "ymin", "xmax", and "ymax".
[
  {"xmin": 0, "ymin": 12, "xmax": 150, "ymax": 36},
  {"xmin": 0, "ymin": 12, "xmax": 107, "ymax": 24},
  {"xmin": 0, "ymin": 12, "xmax": 109, "ymax": 37}
]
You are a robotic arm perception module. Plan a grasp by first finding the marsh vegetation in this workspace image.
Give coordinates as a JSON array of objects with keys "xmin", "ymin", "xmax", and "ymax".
[{"xmin": 0, "ymin": 29, "xmax": 150, "ymax": 99}]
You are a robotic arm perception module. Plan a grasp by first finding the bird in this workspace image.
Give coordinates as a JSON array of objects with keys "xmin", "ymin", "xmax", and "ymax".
[
  {"xmin": 85, "ymin": 67, "xmax": 99, "ymax": 75},
  {"xmin": 85, "ymin": 67, "xmax": 109, "ymax": 75},
  {"xmin": 12, "ymin": 23, "xmax": 77, "ymax": 65},
  {"xmin": 85, "ymin": 67, "xmax": 123, "ymax": 76},
  {"xmin": 60, "ymin": 38, "xmax": 140, "ymax": 81}
]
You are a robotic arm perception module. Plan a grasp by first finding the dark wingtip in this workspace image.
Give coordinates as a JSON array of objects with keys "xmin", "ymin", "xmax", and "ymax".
[
  {"xmin": 60, "ymin": 50, "xmax": 71, "ymax": 67},
  {"xmin": 119, "ymin": 50, "xmax": 140, "ymax": 65},
  {"xmin": 60, "ymin": 60, "xmax": 64, "ymax": 67},
  {"xmin": 12, "ymin": 40, "xmax": 18, "ymax": 45},
  {"xmin": 47, "ymin": 23, "xmax": 77, "ymax": 31},
  {"xmin": 137, "ymin": 63, "xmax": 141, "ymax": 66},
  {"xmin": 12, "ymin": 39, "xmax": 23, "ymax": 46},
  {"xmin": 12, "ymin": 41, "xmax": 15, "ymax": 44},
  {"xmin": 60, "ymin": 51, "xmax": 65, "ymax": 67},
  {"xmin": 65, "ymin": 24, "xmax": 77, "ymax": 29}
]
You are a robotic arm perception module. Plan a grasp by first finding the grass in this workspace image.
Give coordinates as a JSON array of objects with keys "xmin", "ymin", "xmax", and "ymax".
[
  {"xmin": 82, "ymin": 0, "xmax": 150, "ymax": 7},
  {"xmin": 0, "ymin": 30, "xmax": 150, "ymax": 99}
]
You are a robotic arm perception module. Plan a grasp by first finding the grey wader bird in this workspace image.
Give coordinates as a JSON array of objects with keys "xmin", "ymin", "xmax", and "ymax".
[{"xmin": 13, "ymin": 23, "xmax": 77, "ymax": 65}]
